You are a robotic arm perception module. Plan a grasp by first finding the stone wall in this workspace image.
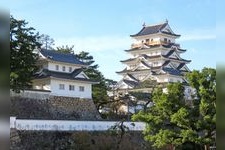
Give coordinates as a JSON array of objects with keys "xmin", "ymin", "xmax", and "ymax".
[
  {"xmin": 10, "ymin": 130, "xmax": 152, "ymax": 150},
  {"xmin": 10, "ymin": 95, "xmax": 101, "ymax": 120}
]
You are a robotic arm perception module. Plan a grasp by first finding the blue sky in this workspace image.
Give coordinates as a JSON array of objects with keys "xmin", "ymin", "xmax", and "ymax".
[{"xmin": 2, "ymin": 0, "xmax": 221, "ymax": 81}]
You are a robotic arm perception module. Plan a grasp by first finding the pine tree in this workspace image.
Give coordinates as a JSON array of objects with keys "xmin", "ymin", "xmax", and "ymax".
[{"xmin": 10, "ymin": 16, "xmax": 41, "ymax": 92}]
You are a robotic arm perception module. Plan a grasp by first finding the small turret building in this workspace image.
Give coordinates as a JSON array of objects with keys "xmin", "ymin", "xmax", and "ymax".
[{"xmin": 32, "ymin": 49, "xmax": 98, "ymax": 99}]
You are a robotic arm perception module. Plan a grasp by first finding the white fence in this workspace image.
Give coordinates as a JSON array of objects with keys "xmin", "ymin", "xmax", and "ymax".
[
  {"xmin": 10, "ymin": 90, "xmax": 50, "ymax": 100},
  {"xmin": 10, "ymin": 117, "xmax": 146, "ymax": 131}
]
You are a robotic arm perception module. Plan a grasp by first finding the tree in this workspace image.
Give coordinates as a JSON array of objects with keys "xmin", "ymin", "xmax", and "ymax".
[
  {"xmin": 39, "ymin": 34, "xmax": 54, "ymax": 50},
  {"xmin": 10, "ymin": 16, "xmax": 41, "ymax": 92},
  {"xmin": 132, "ymin": 83, "xmax": 189, "ymax": 149},
  {"xmin": 56, "ymin": 45, "xmax": 74, "ymax": 54},
  {"xmin": 186, "ymin": 68, "xmax": 216, "ymax": 150},
  {"xmin": 75, "ymin": 51, "xmax": 109, "ymax": 112},
  {"xmin": 132, "ymin": 68, "xmax": 216, "ymax": 150}
]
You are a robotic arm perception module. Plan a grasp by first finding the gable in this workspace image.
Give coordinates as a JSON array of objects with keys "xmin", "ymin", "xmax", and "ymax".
[
  {"xmin": 75, "ymin": 72, "xmax": 89, "ymax": 79},
  {"xmin": 161, "ymin": 24, "xmax": 175, "ymax": 34}
]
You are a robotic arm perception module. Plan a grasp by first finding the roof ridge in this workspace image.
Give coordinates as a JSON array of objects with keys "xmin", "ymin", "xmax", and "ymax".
[
  {"xmin": 144, "ymin": 21, "xmax": 167, "ymax": 28},
  {"xmin": 41, "ymin": 49, "xmax": 74, "ymax": 56}
]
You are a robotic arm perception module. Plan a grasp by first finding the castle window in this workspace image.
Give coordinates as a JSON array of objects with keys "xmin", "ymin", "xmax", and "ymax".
[
  {"xmin": 164, "ymin": 38, "xmax": 167, "ymax": 42},
  {"xmin": 153, "ymin": 62, "xmax": 158, "ymax": 66},
  {"xmin": 145, "ymin": 39, "xmax": 149, "ymax": 43},
  {"xmin": 55, "ymin": 65, "xmax": 59, "ymax": 70},
  {"xmin": 69, "ymin": 85, "xmax": 75, "ymax": 91},
  {"xmin": 62, "ymin": 66, "xmax": 66, "ymax": 71},
  {"xmin": 79, "ymin": 86, "xmax": 85, "ymax": 92},
  {"xmin": 59, "ymin": 84, "xmax": 65, "ymax": 90},
  {"xmin": 69, "ymin": 67, "xmax": 72, "ymax": 72}
]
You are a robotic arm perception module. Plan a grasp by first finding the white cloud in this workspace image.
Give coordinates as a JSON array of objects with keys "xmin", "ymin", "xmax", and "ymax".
[
  {"xmin": 54, "ymin": 36, "xmax": 132, "ymax": 52},
  {"xmin": 178, "ymin": 28, "xmax": 216, "ymax": 41}
]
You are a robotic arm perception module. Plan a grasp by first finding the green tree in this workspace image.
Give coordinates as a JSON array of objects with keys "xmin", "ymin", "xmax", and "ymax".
[
  {"xmin": 132, "ymin": 68, "xmax": 216, "ymax": 150},
  {"xmin": 10, "ymin": 16, "xmax": 41, "ymax": 92},
  {"xmin": 132, "ymin": 83, "xmax": 188, "ymax": 149},
  {"xmin": 39, "ymin": 34, "xmax": 54, "ymax": 50},
  {"xmin": 56, "ymin": 45, "xmax": 74, "ymax": 54},
  {"xmin": 186, "ymin": 68, "xmax": 216, "ymax": 150},
  {"xmin": 75, "ymin": 51, "xmax": 109, "ymax": 111}
]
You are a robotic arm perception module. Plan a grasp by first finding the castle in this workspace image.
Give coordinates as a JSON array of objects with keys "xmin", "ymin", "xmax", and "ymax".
[
  {"xmin": 117, "ymin": 21, "xmax": 191, "ymax": 92},
  {"xmin": 32, "ymin": 49, "xmax": 98, "ymax": 99},
  {"xmin": 115, "ymin": 21, "xmax": 192, "ymax": 112}
]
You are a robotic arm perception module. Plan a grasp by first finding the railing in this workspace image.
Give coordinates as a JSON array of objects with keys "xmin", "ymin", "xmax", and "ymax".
[
  {"xmin": 10, "ymin": 89, "xmax": 51, "ymax": 100},
  {"xmin": 131, "ymin": 41, "xmax": 181, "ymax": 49},
  {"xmin": 10, "ymin": 117, "xmax": 146, "ymax": 131},
  {"xmin": 131, "ymin": 41, "xmax": 169, "ymax": 49}
]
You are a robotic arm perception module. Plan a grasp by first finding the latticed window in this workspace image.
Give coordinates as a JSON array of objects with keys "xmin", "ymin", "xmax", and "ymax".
[
  {"xmin": 55, "ymin": 65, "xmax": 59, "ymax": 70},
  {"xmin": 69, "ymin": 67, "xmax": 72, "ymax": 72},
  {"xmin": 59, "ymin": 84, "xmax": 65, "ymax": 90},
  {"xmin": 79, "ymin": 86, "xmax": 84, "ymax": 92},
  {"xmin": 62, "ymin": 66, "xmax": 66, "ymax": 71},
  {"xmin": 69, "ymin": 85, "xmax": 75, "ymax": 91}
]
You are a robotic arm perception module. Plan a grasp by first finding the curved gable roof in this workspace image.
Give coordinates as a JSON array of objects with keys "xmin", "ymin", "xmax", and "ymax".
[
  {"xmin": 130, "ymin": 23, "xmax": 168, "ymax": 37},
  {"xmin": 40, "ymin": 49, "xmax": 87, "ymax": 65}
]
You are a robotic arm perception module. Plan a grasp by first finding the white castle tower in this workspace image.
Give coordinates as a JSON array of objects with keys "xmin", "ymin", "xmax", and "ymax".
[{"xmin": 116, "ymin": 21, "xmax": 191, "ymax": 94}]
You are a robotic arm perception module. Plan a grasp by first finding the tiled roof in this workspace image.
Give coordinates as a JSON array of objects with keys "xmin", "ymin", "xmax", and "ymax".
[
  {"xmin": 162, "ymin": 60, "xmax": 170, "ymax": 66},
  {"xmin": 130, "ymin": 23, "xmax": 168, "ymax": 37},
  {"xmin": 34, "ymin": 68, "xmax": 98, "ymax": 83},
  {"xmin": 162, "ymin": 67, "xmax": 182, "ymax": 76},
  {"xmin": 161, "ymin": 31, "xmax": 180, "ymax": 37},
  {"xmin": 116, "ymin": 68, "xmax": 151, "ymax": 74},
  {"xmin": 121, "ymin": 54, "xmax": 161, "ymax": 63},
  {"xmin": 140, "ymin": 61, "xmax": 151, "ymax": 68},
  {"xmin": 168, "ymin": 57, "xmax": 191, "ymax": 63},
  {"xmin": 127, "ymin": 73, "xmax": 139, "ymax": 82},
  {"xmin": 130, "ymin": 22, "xmax": 180, "ymax": 37},
  {"xmin": 177, "ymin": 48, "xmax": 186, "ymax": 52},
  {"xmin": 176, "ymin": 63, "xmax": 186, "ymax": 70},
  {"xmin": 123, "ymin": 79, "xmax": 139, "ymax": 87},
  {"xmin": 40, "ymin": 49, "xmax": 87, "ymax": 65},
  {"xmin": 120, "ymin": 58, "xmax": 136, "ymax": 63},
  {"xmin": 163, "ymin": 50, "xmax": 175, "ymax": 57}
]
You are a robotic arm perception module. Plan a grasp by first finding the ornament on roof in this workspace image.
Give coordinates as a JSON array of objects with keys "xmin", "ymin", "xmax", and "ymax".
[{"xmin": 142, "ymin": 22, "xmax": 146, "ymax": 27}]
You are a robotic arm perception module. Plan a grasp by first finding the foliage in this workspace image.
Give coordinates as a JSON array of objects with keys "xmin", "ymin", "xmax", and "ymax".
[
  {"xmin": 56, "ymin": 45, "xmax": 74, "ymax": 54},
  {"xmin": 105, "ymin": 78, "xmax": 117, "ymax": 90},
  {"xmin": 186, "ymin": 67, "xmax": 216, "ymax": 149},
  {"xmin": 10, "ymin": 16, "xmax": 41, "ymax": 92},
  {"xmin": 75, "ymin": 51, "xmax": 109, "ymax": 111},
  {"xmin": 38, "ymin": 34, "xmax": 54, "ymax": 50},
  {"xmin": 135, "ymin": 79, "xmax": 157, "ymax": 89},
  {"xmin": 132, "ymin": 83, "xmax": 188, "ymax": 149},
  {"xmin": 132, "ymin": 68, "xmax": 216, "ymax": 149}
]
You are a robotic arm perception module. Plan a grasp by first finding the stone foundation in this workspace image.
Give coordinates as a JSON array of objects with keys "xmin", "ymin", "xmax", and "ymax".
[
  {"xmin": 10, "ymin": 130, "xmax": 151, "ymax": 150},
  {"xmin": 10, "ymin": 95, "xmax": 101, "ymax": 120}
]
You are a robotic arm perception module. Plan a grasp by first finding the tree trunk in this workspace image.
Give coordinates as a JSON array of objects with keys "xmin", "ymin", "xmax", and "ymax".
[
  {"xmin": 204, "ymin": 144, "xmax": 209, "ymax": 150},
  {"xmin": 169, "ymin": 144, "xmax": 175, "ymax": 150}
]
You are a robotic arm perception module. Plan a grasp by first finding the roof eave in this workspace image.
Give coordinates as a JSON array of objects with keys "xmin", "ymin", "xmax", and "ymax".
[{"xmin": 50, "ymin": 77, "xmax": 99, "ymax": 84}]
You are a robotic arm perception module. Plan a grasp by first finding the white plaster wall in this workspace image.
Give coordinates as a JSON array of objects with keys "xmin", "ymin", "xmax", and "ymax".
[
  {"xmin": 32, "ymin": 79, "xmax": 50, "ymax": 90},
  {"xmin": 10, "ymin": 90, "xmax": 50, "ymax": 100},
  {"xmin": 10, "ymin": 117, "xmax": 146, "ymax": 131},
  {"xmin": 134, "ymin": 34, "xmax": 176, "ymax": 44},
  {"xmin": 50, "ymin": 79, "xmax": 92, "ymax": 99},
  {"xmin": 48, "ymin": 62, "xmax": 79, "ymax": 73}
]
